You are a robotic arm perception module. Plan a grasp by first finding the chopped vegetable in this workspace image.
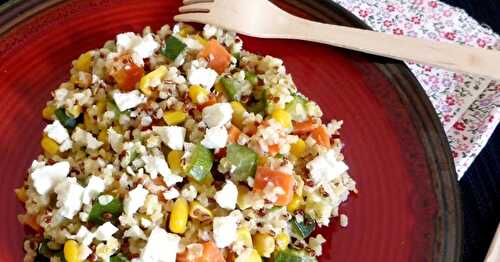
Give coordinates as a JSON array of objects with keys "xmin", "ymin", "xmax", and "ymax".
[
  {"xmin": 139, "ymin": 65, "xmax": 167, "ymax": 96},
  {"xmin": 167, "ymin": 150, "xmax": 184, "ymax": 174},
  {"xmin": 275, "ymin": 232, "xmax": 291, "ymax": 250},
  {"xmin": 245, "ymin": 71, "xmax": 259, "ymax": 86},
  {"xmin": 189, "ymin": 200, "xmax": 213, "ymax": 222},
  {"xmin": 292, "ymin": 118, "xmax": 316, "ymax": 135},
  {"xmin": 273, "ymin": 249, "xmax": 317, "ymax": 262},
  {"xmin": 41, "ymin": 136, "xmax": 59, "ymax": 155},
  {"xmin": 186, "ymin": 144, "xmax": 214, "ymax": 182},
  {"xmin": 169, "ymin": 197, "xmax": 189, "ymax": 234},
  {"xmin": 285, "ymin": 95, "xmax": 308, "ymax": 121},
  {"xmin": 228, "ymin": 125, "xmax": 241, "ymax": 144},
  {"xmin": 290, "ymin": 139, "xmax": 306, "ymax": 158},
  {"xmin": 110, "ymin": 54, "xmax": 144, "ymax": 91},
  {"xmin": 246, "ymin": 89, "xmax": 267, "ymax": 115},
  {"xmin": 189, "ymin": 85, "xmax": 210, "ymax": 104},
  {"xmin": 55, "ymin": 108, "xmax": 78, "ymax": 129},
  {"xmin": 42, "ymin": 104, "xmax": 56, "ymax": 121},
  {"xmin": 227, "ymin": 144, "xmax": 258, "ymax": 181},
  {"xmin": 311, "ymin": 126, "xmax": 330, "ymax": 148},
  {"xmin": 253, "ymin": 232, "xmax": 275, "ymax": 258},
  {"xmin": 230, "ymin": 101, "xmax": 247, "ymax": 129},
  {"xmin": 220, "ymin": 77, "xmax": 241, "ymax": 101},
  {"xmin": 236, "ymin": 227, "xmax": 253, "ymax": 248},
  {"xmin": 110, "ymin": 254, "xmax": 129, "ymax": 262},
  {"xmin": 198, "ymin": 39, "xmax": 232, "ymax": 74},
  {"xmin": 88, "ymin": 197, "xmax": 123, "ymax": 225},
  {"xmin": 290, "ymin": 215, "xmax": 316, "ymax": 239},
  {"xmin": 74, "ymin": 51, "xmax": 93, "ymax": 72},
  {"xmin": 162, "ymin": 36, "xmax": 187, "ymax": 60},
  {"xmin": 287, "ymin": 194, "xmax": 303, "ymax": 213},
  {"xmin": 63, "ymin": 240, "xmax": 80, "ymax": 262},
  {"xmin": 163, "ymin": 110, "xmax": 187, "ymax": 125},
  {"xmin": 272, "ymin": 109, "xmax": 292, "ymax": 128},
  {"xmin": 253, "ymin": 167, "xmax": 295, "ymax": 206}
]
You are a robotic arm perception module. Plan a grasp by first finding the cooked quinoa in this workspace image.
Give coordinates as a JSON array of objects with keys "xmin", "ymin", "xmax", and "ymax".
[{"xmin": 16, "ymin": 23, "xmax": 357, "ymax": 262}]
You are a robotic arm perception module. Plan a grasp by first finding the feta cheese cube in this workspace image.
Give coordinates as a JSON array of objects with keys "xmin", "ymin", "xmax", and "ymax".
[
  {"xmin": 30, "ymin": 161, "xmax": 70, "ymax": 195},
  {"xmin": 163, "ymin": 188, "xmax": 180, "ymax": 200},
  {"xmin": 79, "ymin": 245, "xmax": 92, "ymax": 261},
  {"xmin": 152, "ymin": 126, "xmax": 186, "ymax": 150},
  {"xmin": 82, "ymin": 176, "xmax": 105, "ymax": 205},
  {"xmin": 94, "ymin": 222, "xmax": 119, "ymax": 241},
  {"xmin": 73, "ymin": 225, "xmax": 94, "ymax": 246},
  {"xmin": 54, "ymin": 177, "xmax": 84, "ymax": 219},
  {"xmin": 141, "ymin": 227, "xmax": 180, "ymax": 262},
  {"xmin": 202, "ymin": 103, "xmax": 233, "ymax": 128},
  {"xmin": 214, "ymin": 180, "xmax": 238, "ymax": 210},
  {"xmin": 142, "ymin": 155, "xmax": 171, "ymax": 179},
  {"xmin": 213, "ymin": 215, "xmax": 238, "ymax": 248},
  {"xmin": 44, "ymin": 120, "xmax": 70, "ymax": 144},
  {"xmin": 124, "ymin": 225, "xmax": 147, "ymax": 240},
  {"xmin": 188, "ymin": 67, "xmax": 218, "ymax": 89},
  {"xmin": 163, "ymin": 174, "xmax": 183, "ymax": 187},
  {"xmin": 306, "ymin": 149, "xmax": 348, "ymax": 186},
  {"xmin": 124, "ymin": 185, "xmax": 149, "ymax": 216},
  {"xmin": 107, "ymin": 127, "xmax": 123, "ymax": 153},
  {"xmin": 201, "ymin": 126, "xmax": 228, "ymax": 149},
  {"xmin": 133, "ymin": 34, "xmax": 160, "ymax": 61},
  {"xmin": 113, "ymin": 90, "xmax": 146, "ymax": 112},
  {"xmin": 116, "ymin": 32, "xmax": 160, "ymax": 65},
  {"xmin": 72, "ymin": 127, "xmax": 103, "ymax": 150}
]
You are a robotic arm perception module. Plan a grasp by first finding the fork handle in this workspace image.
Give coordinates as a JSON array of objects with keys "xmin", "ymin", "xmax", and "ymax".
[{"xmin": 284, "ymin": 18, "xmax": 500, "ymax": 80}]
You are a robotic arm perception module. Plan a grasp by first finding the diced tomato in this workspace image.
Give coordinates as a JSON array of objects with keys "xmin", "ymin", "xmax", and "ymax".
[
  {"xmin": 292, "ymin": 117, "xmax": 316, "ymax": 135},
  {"xmin": 198, "ymin": 39, "xmax": 232, "ymax": 74},
  {"xmin": 177, "ymin": 241, "xmax": 225, "ymax": 262},
  {"xmin": 110, "ymin": 54, "xmax": 144, "ymax": 91},
  {"xmin": 253, "ymin": 167, "xmax": 295, "ymax": 206},
  {"xmin": 311, "ymin": 126, "xmax": 330, "ymax": 148}
]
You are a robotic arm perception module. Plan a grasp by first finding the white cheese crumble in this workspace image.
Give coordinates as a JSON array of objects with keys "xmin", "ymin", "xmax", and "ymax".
[
  {"xmin": 188, "ymin": 67, "xmax": 218, "ymax": 90},
  {"xmin": 124, "ymin": 225, "xmax": 147, "ymax": 240},
  {"xmin": 30, "ymin": 161, "xmax": 70, "ymax": 195},
  {"xmin": 107, "ymin": 127, "xmax": 123, "ymax": 153},
  {"xmin": 71, "ymin": 127, "xmax": 103, "ymax": 150},
  {"xmin": 163, "ymin": 188, "xmax": 180, "ymax": 200},
  {"xmin": 82, "ymin": 175, "xmax": 105, "ymax": 205},
  {"xmin": 112, "ymin": 90, "xmax": 146, "ymax": 112},
  {"xmin": 214, "ymin": 180, "xmax": 238, "ymax": 210},
  {"xmin": 202, "ymin": 103, "xmax": 233, "ymax": 128},
  {"xmin": 152, "ymin": 126, "xmax": 186, "ymax": 150},
  {"xmin": 54, "ymin": 177, "xmax": 84, "ymax": 219},
  {"xmin": 94, "ymin": 222, "xmax": 119, "ymax": 241},
  {"xmin": 181, "ymin": 185, "xmax": 198, "ymax": 202},
  {"xmin": 213, "ymin": 215, "xmax": 239, "ymax": 248},
  {"xmin": 72, "ymin": 225, "xmax": 94, "ymax": 246},
  {"xmin": 142, "ymin": 155, "xmax": 171, "ymax": 179},
  {"xmin": 306, "ymin": 149, "xmax": 348, "ymax": 186},
  {"xmin": 44, "ymin": 120, "xmax": 71, "ymax": 145},
  {"xmin": 141, "ymin": 227, "xmax": 180, "ymax": 262},
  {"xmin": 124, "ymin": 184, "xmax": 149, "ymax": 216},
  {"xmin": 201, "ymin": 126, "xmax": 228, "ymax": 149},
  {"xmin": 116, "ymin": 32, "xmax": 160, "ymax": 65}
]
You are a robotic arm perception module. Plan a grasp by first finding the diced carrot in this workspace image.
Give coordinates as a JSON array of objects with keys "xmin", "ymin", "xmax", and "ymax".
[
  {"xmin": 267, "ymin": 144, "xmax": 280, "ymax": 156},
  {"xmin": 253, "ymin": 167, "xmax": 296, "ymax": 206},
  {"xmin": 19, "ymin": 214, "xmax": 42, "ymax": 233},
  {"xmin": 198, "ymin": 39, "xmax": 232, "ymax": 74},
  {"xmin": 292, "ymin": 118, "xmax": 316, "ymax": 135},
  {"xmin": 228, "ymin": 125, "xmax": 241, "ymax": 144},
  {"xmin": 177, "ymin": 241, "xmax": 225, "ymax": 262},
  {"xmin": 197, "ymin": 94, "xmax": 217, "ymax": 111},
  {"xmin": 311, "ymin": 126, "xmax": 331, "ymax": 148}
]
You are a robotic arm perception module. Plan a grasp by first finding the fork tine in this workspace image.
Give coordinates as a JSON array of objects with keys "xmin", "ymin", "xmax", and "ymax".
[
  {"xmin": 183, "ymin": 0, "xmax": 213, "ymax": 5},
  {"xmin": 179, "ymin": 3, "xmax": 212, "ymax": 13},
  {"xmin": 174, "ymin": 13, "xmax": 212, "ymax": 24}
]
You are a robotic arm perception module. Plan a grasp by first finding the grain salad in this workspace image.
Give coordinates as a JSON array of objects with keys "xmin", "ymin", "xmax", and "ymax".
[{"xmin": 16, "ymin": 23, "xmax": 357, "ymax": 262}]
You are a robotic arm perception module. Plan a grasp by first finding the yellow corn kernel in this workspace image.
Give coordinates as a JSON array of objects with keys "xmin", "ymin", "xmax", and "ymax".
[
  {"xmin": 275, "ymin": 232, "xmax": 290, "ymax": 250},
  {"xmin": 235, "ymin": 248, "xmax": 262, "ymax": 262},
  {"xmin": 15, "ymin": 187, "xmax": 28, "ymax": 203},
  {"xmin": 168, "ymin": 150, "xmax": 184, "ymax": 174},
  {"xmin": 214, "ymin": 82, "xmax": 225, "ymax": 94},
  {"xmin": 189, "ymin": 200, "xmax": 213, "ymax": 222},
  {"xmin": 42, "ymin": 104, "xmax": 56, "ymax": 121},
  {"xmin": 179, "ymin": 24, "xmax": 196, "ymax": 37},
  {"xmin": 290, "ymin": 139, "xmax": 306, "ymax": 158},
  {"xmin": 188, "ymin": 85, "xmax": 209, "ymax": 104},
  {"xmin": 63, "ymin": 240, "xmax": 81, "ymax": 262},
  {"xmin": 230, "ymin": 101, "xmax": 247, "ymax": 129},
  {"xmin": 287, "ymin": 194, "xmax": 302, "ymax": 213},
  {"xmin": 68, "ymin": 105, "xmax": 82, "ymax": 118},
  {"xmin": 74, "ymin": 51, "xmax": 93, "ymax": 72},
  {"xmin": 41, "ymin": 136, "xmax": 59, "ymax": 155},
  {"xmin": 272, "ymin": 109, "xmax": 292, "ymax": 128},
  {"xmin": 96, "ymin": 100, "xmax": 107, "ymax": 116},
  {"xmin": 97, "ymin": 129, "xmax": 108, "ymax": 144},
  {"xmin": 139, "ymin": 65, "xmax": 167, "ymax": 96},
  {"xmin": 169, "ymin": 197, "xmax": 189, "ymax": 234},
  {"xmin": 194, "ymin": 35, "xmax": 209, "ymax": 46},
  {"xmin": 163, "ymin": 111, "xmax": 187, "ymax": 126},
  {"xmin": 253, "ymin": 233, "xmax": 275, "ymax": 258},
  {"xmin": 236, "ymin": 227, "xmax": 253, "ymax": 248},
  {"xmin": 236, "ymin": 185, "xmax": 251, "ymax": 210}
]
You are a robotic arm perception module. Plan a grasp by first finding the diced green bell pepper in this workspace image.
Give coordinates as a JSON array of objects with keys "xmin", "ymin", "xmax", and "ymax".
[
  {"xmin": 110, "ymin": 254, "xmax": 129, "ymax": 262},
  {"xmin": 55, "ymin": 108, "xmax": 78, "ymax": 129},
  {"xmin": 273, "ymin": 249, "xmax": 317, "ymax": 262},
  {"xmin": 88, "ymin": 197, "xmax": 123, "ymax": 225},
  {"xmin": 245, "ymin": 71, "xmax": 259, "ymax": 86},
  {"xmin": 186, "ymin": 144, "xmax": 214, "ymax": 182},
  {"xmin": 246, "ymin": 89, "xmax": 267, "ymax": 115},
  {"xmin": 226, "ymin": 144, "xmax": 258, "ymax": 181},
  {"xmin": 290, "ymin": 215, "xmax": 316, "ymax": 239},
  {"xmin": 162, "ymin": 36, "xmax": 187, "ymax": 60},
  {"xmin": 285, "ymin": 95, "xmax": 308, "ymax": 121},
  {"xmin": 220, "ymin": 77, "xmax": 242, "ymax": 101}
]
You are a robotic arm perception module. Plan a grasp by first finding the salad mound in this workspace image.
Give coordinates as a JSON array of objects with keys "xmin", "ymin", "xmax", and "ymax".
[{"xmin": 17, "ymin": 23, "xmax": 356, "ymax": 262}]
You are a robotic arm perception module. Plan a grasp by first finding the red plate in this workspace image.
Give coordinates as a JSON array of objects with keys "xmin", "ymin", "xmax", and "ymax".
[{"xmin": 0, "ymin": 0, "xmax": 461, "ymax": 261}]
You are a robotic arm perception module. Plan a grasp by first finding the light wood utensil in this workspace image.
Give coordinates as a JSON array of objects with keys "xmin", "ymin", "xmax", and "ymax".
[{"xmin": 175, "ymin": 0, "xmax": 500, "ymax": 80}]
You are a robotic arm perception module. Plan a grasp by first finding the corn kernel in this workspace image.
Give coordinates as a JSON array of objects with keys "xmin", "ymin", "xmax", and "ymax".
[
  {"xmin": 236, "ymin": 185, "xmax": 251, "ymax": 210},
  {"xmin": 97, "ymin": 129, "xmax": 108, "ymax": 145},
  {"xmin": 63, "ymin": 240, "xmax": 81, "ymax": 262},
  {"xmin": 96, "ymin": 100, "xmax": 107, "ymax": 116},
  {"xmin": 163, "ymin": 111, "xmax": 187, "ymax": 126},
  {"xmin": 41, "ymin": 136, "xmax": 59, "ymax": 155},
  {"xmin": 74, "ymin": 51, "xmax": 93, "ymax": 72},
  {"xmin": 139, "ymin": 65, "xmax": 167, "ymax": 96},
  {"xmin": 230, "ymin": 101, "xmax": 247, "ymax": 129},
  {"xmin": 194, "ymin": 35, "xmax": 209, "ymax": 46},
  {"xmin": 236, "ymin": 248, "xmax": 262, "ymax": 262},
  {"xmin": 42, "ymin": 104, "xmax": 56, "ymax": 121},
  {"xmin": 179, "ymin": 24, "xmax": 196, "ymax": 37},
  {"xmin": 189, "ymin": 200, "xmax": 213, "ymax": 222},
  {"xmin": 275, "ymin": 232, "xmax": 290, "ymax": 250},
  {"xmin": 287, "ymin": 194, "xmax": 302, "ymax": 213},
  {"xmin": 272, "ymin": 109, "xmax": 292, "ymax": 128},
  {"xmin": 290, "ymin": 139, "xmax": 306, "ymax": 158},
  {"xmin": 214, "ymin": 82, "xmax": 225, "ymax": 94},
  {"xmin": 236, "ymin": 227, "xmax": 253, "ymax": 248},
  {"xmin": 68, "ymin": 105, "xmax": 82, "ymax": 118},
  {"xmin": 169, "ymin": 197, "xmax": 189, "ymax": 234},
  {"xmin": 188, "ymin": 85, "xmax": 209, "ymax": 104},
  {"xmin": 253, "ymin": 233, "xmax": 275, "ymax": 258},
  {"xmin": 168, "ymin": 150, "xmax": 184, "ymax": 174}
]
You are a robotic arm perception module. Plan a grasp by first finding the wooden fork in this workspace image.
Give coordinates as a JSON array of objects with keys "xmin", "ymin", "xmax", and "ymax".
[{"xmin": 175, "ymin": 0, "xmax": 500, "ymax": 80}]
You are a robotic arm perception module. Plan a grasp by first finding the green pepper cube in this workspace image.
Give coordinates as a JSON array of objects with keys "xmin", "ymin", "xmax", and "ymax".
[
  {"xmin": 220, "ymin": 77, "xmax": 242, "ymax": 101},
  {"xmin": 290, "ymin": 215, "xmax": 316, "ymax": 239},
  {"xmin": 110, "ymin": 254, "xmax": 129, "ymax": 262},
  {"xmin": 273, "ymin": 249, "xmax": 317, "ymax": 262},
  {"xmin": 54, "ymin": 108, "xmax": 78, "ymax": 129},
  {"xmin": 162, "ymin": 36, "xmax": 187, "ymax": 60},
  {"xmin": 186, "ymin": 144, "xmax": 213, "ymax": 182},
  {"xmin": 244, "ymin": 71, "xmax": 259, "ymax": 86},
  {"xmin": 227, "ymin": 144, "xmax": 258, "ymax": 181},
  {"xmin": 88, "ymin": 197, "xmax": 123, "ymax": 225},
  {"xmin": 285, "ymin": 95, "xmax": 308, "ymax": 121}
]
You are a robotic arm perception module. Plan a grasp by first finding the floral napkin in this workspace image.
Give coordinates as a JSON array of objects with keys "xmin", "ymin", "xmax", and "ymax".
[{"xmin": 332, "ymin": 0, "xmax": 499, "ymax": 178}]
